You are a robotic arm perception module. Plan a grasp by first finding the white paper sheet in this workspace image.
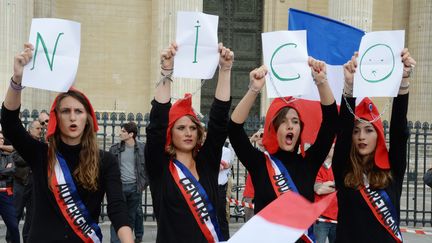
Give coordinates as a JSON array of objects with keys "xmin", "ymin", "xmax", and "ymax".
[
  {"xmin": 173, "ymin": 11, "xmax": 219, "ymax": 79},
  {"xmin": 262, "ymin": 31, "xmax": 313, "ymax": 98},
  {"xmin": 22, "ymin": 18, "xmax": 81, "ymax": 92},
  {"xmin": 354, "ymin": 30, "xmax": 405, "ymax": 97}
]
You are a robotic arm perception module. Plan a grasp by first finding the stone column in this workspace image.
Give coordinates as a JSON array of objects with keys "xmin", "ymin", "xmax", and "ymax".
[
  {"xmin": 328, "ymin": 0, "xmax": 373, "ymax": 32},
  {"xmin": 151, "ymin": 0, "xmax": 203, "ymax": 112},
  {"xmin": 21, "ymin": 0, "xmax": 55, "ymax": 111},
  {"xmin": 0, "ymin": 0, "xmax": 33, "ymax": 107},
  {"xmin": 407, "ymin": 0, "xmax": 432, "ymax": 122}
]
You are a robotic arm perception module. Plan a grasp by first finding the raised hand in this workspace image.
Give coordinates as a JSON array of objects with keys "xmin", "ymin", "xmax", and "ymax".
[
  {"xmin": 13, "ymin": 43, "xmax": 34, "ymax": 83},
  {"xmin": 218, "ymin": 43, "xmax": 234, "ymax": 71},
  {"xmin": 401, "ymin": 48, "xmax": 416, "ymax": 79},
  {"xmin": 308, "ymin": 57, "xmax": 327, "ymax": 85},
  {"xmin": 160, "ymin": 42, "xmax": 178, "ymax": 71},
  {"xmin": 343, "ymin": 52, "xmax": 358, "ymax": 87},
  {"xmin": 248, "ymin": 65, "xmax": 268, "ymax": 94}
]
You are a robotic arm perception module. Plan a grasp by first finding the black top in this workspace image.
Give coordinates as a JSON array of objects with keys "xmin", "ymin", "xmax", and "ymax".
[
  {"xmin": 145, "ymin": 98, "xmax": 231, "ymax": 243},
  {"xmin": 228, "ymin": 102, "xmax": 338, "ymax": 214},
  {"xmin": 332, "ymin": 94, "xmax": 409, "ymax": 243},
  {"xmin": 1, "ymin": 105, "xmax": 129, "ymax": 243}
]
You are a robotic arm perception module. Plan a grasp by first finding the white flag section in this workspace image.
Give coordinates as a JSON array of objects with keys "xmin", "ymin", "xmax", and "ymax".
[
  {"xmin": 228, "ymin": 191, "xmax": 336, "ymax": 243},
  {"xmin": 354, "ymin": 30, "xmax": 405, "ymax": 97},
  {"xmin": 174, "ymin": 11, "xmax": 219, "ymax": 79},
  {"xmin": 262, "ymin": 31, "xmax": 313, "ymax": 98},
  {"xmin": 22, "ymin": 18, "xmax": 81, "ymax": 92},
  {"xmin": 300, "ymin": 65, "xmax": 344, "ymax": 103}
]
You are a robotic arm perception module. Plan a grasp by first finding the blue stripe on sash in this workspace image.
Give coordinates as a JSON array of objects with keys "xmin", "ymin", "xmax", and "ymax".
[
  {"xmin": 268, "ymin": 154, "xmax": 316, "ymax": 243},
  {"xmin": 378, "ymin": 189, "xmax": 399, "ymax": 223},
  {"xmin": 57, "ymin": 153, "xmax": 103, "ymax": 241},
  {"xmin": 173, "ymin": 159, "xmax": 224, "ymax": 241},
  {"xmin": 269, "ymin": 155, "xmax": 299, "ymax": 193}
]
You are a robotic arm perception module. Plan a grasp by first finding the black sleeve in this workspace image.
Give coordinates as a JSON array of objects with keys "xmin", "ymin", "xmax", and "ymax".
[
  {"xmin": 304, "ymin": 102, "xmax": 338, "ymax": 174},
  {"xmin": 103, "ymin": 151, "xmax": 130, "ymax": 232},
  {"xmin": 333, "ymin": 96, "xmax": 356, "ymax": 188},
  {"xmin": 388, "ymin": 94, "xmax": 409, "ymax": 193},
  {"xmin": 145, "ymin": 99, "xmax": 171, "ymax": 181},
  {"xmin": 1, "ymin": 104, "xmax": 44, "ymax": 167},
  {"xmin": 228, "ymin": 120, "xmax": 265, "ymax": 174},
  {"xmin": 198, "ymin": 98, "xmax": 232, "ymax": 173}
]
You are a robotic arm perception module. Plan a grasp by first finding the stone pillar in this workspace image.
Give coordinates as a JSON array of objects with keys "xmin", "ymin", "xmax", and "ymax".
[
  {"xmin": 407, "ymin": 0, "xmax": 432, "ymax": 122},
  {"xmin": 21, "ymin": 0, "xmax": 55, "ymax": 111},
  {"xmin": 151, "ymin": 0, "xmax": 203, "ymax": 112},
  {"xmin": 0, "ymin": 0, "xmax": 33, "ymax": 107},
  {"xmin": 328, "ymin": 0, "xmax": 373, "ymax": 32},
  {"xmin": 34, "ymin": 0, "xmax": 54, "ymax": 17}
]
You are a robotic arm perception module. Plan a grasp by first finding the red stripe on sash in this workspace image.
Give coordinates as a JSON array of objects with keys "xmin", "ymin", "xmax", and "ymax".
[
  {"xmin": 359, "ymin": 187, "xmax": 403, "ymax": 243},
  {"xmin": 264, "ymin": 153, "xmax": 315, "ymax": 242},
  {"xmin": 300, "ymin": 234, "xmax": 314, "ymax": 243},
  {"xmin": 169, "ymin": 161, "xmax": 216, "ymax": 243},
  {"xmin": 50, "ymin": 170, "xmax": 93, "ymax": 243}
]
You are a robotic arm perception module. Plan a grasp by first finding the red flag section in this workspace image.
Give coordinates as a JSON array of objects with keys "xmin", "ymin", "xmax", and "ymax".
[{"xmin": 228, "ymin": 191, "xmax": 336, "ymax": 243}]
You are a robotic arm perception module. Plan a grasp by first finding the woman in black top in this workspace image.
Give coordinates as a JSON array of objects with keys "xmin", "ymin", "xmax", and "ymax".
[
  {"xmin": 228, "ymin": 60, "xmax": 337, "ymax": 242},
  {"xmin": 333, "ymin": 49, "xmax": 415, "ymax": 243},
  {"xmin": 1, "ymin": 43, "xmax": 133, "ymax": 242},
  {"xmin": 145, "ymin": 42, "xmax": 233, "ymax": 243}
]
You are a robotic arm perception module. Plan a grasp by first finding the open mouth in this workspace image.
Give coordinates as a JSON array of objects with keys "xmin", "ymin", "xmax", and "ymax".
[
  {"xmin": 285, "ymin": 133, "xmax": 294, "ymax": 145},
  {"xmin": 358, "ymin": 143, "xmax": 367, "ymax": 149},
  {"xmin": 69, "ymin": 124, "xmax": 78, "ymax": 131}
]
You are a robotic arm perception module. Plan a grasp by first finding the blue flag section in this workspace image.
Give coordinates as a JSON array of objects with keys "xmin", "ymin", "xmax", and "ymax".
[{"xmin": 288, "ymin": 8, "xmax": 365, "ymax": 65}]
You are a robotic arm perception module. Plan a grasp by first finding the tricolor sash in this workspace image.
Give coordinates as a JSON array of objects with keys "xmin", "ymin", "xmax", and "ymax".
[
  {"xmin": 264, "ymin": 151, "xmax": 315, "ymax": 243},
  {"xmin": 169, "ymin": 159, "xmax": 223, "ymax": 242},
  {"xmin": 360, "ymin": 176, "xmax": 403, "ymax": 242},
  {"xmin": 50, "ymin": 153, "xmax": 102, "ymax": 243}
]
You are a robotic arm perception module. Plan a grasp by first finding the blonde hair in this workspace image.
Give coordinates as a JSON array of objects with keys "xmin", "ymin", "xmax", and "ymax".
[
  {"xmin": 48, "ymin": 90, "xmax": 100, "ymax": 191},
  {"xmin": 166, "ymin": 115, "xmax": 204, "ymax": 159},
  {"xmin": 344, "ymin": 145, "xmax": 392, "ymax": 189}
]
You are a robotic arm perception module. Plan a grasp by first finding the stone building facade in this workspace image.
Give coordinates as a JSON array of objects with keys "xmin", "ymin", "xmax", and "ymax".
[{"xmin": 1, "ymin": 0, "xmax": 430, "ymax": 122}]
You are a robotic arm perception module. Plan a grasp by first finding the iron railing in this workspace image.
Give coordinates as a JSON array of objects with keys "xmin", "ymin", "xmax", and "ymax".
[{"xmin": 12, "ymin": 109, "xmax": 432, "ymax": 226}]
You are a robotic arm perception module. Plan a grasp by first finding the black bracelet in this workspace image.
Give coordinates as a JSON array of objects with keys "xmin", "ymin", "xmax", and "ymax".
[{"xmin": 10, "ymin": 77, "xmax": 25, "ymax": 91}]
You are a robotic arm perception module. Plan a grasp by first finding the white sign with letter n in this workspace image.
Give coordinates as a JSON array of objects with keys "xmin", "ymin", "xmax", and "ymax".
[{"xmin": 22, "ymin": 18, "xmax": 81, "ymax": 92}]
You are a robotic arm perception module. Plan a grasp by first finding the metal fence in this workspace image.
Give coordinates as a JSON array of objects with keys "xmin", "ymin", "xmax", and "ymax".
[{"xmin": 15, "ymin": 110, "xmax": 432, "ymax": 226}]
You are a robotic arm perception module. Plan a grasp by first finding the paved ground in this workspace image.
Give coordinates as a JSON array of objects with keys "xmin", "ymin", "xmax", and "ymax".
[{"xmin": 1, "ymin": 220, "xmax": 432, "ymax": 242}]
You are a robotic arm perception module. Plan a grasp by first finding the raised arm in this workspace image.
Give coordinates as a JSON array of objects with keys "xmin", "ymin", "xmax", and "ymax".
[
  {"xmin": 308, "ymin": 57, "xmax": 335, "ymax": 105},
  {"xmin": 145, "ymin": 43, "xmax": 176, "ymax": 179},
  {"xmin": 199, "ymin": 44, "xmax": 233, "ymax": 171},
  {"xmin": 1, "ymin": 43, "xmax": 44, "ymax": 165},
  {"xmin": 155, "ymin": 42, "xmax": 177, "ymax": 104},
  {"xmin": 215, "ymin": 43, "xmax": 234, "ymax": 102},
  {"xmin": 231, "ymin": 65, "xmax": 267, "ymax": 124},
  {"xmin": 304, "ymin": 58, "xmax": 338, "ymax": 173},
  {"xmin": 332, "ymin": 53, "xmax": 357, "ymax": 188},
  {"xmin": 389, "ymin": 48, "xmax": 416, "ymax": 182},
  {"xmin": 228, "ymin": 66, "xmax": 267, "ymax": 171},
  {"xmin": 4, "ymin": 43, "xmax": 33, "ymax": 110}
]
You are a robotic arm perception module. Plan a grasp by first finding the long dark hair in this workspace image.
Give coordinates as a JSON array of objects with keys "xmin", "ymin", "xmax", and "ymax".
[
  {"xmin": 344, "ymin": 145, "xmax": 392, "ymax": 189},
  {"xmin": 47, "ymin": 90, "xmax": 100, "ymax": 191}
]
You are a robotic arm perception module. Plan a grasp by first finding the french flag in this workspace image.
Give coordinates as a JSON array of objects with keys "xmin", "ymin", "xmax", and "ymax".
[
  {"xmin": 228, "ymin": 191, "xmax": 337, "ymax": 243},
  {"xmin": 288, "ymin": 8, "xmax": 365, "ymax": 104}
]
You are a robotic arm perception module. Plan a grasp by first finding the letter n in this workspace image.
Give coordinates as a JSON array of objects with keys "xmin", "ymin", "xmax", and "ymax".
[{"xmin": 31, "ymin": 32, "xmax": 64, "ymax": 71}]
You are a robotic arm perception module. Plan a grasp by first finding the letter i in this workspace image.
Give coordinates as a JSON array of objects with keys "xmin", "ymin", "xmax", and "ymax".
[{"xmin": 193, "ymin": 20, "xmax": 201, "ymax": 63}]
